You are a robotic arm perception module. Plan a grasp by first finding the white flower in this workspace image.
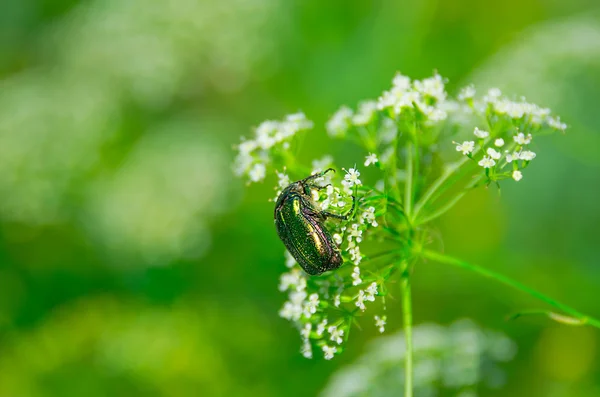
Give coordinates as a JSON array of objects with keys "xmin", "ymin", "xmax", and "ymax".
[
  {"xmin": 343, "ymin": 168, "xmax": 362, "ymax": 188},
  {"xmin": 351, "ymin": 266, "xmax": 362, "ymax": 286},
  {"xmin": 512, "ymin": 170, "xmax": 523, "ymax": 182},
  {"xmin": 348, "ymin": 245, "xmax": 362, "ymax": 265},
  {"xmin": 316, "ymin": 319, "xmax": 328, "ymax": 336},
  {"xmin": 455, "ymin": 141, "xmax": 475, "ymax": 155},
  {"xmin": 494, "ymin": 138, "xmax": 505, "ymax": 147},
  {"xmin": 279, "ymin": 300, "xmax": 302, "ymax": 321},
  {"xmin": 255, "ymin": 120, "xmax": 279, "ymax": 149},
  {"xmin": 285, "ymin": 112, "xmax": 313, "ymax": 132},
  {"xmin": 248, "ymin": 163, "xmax": 266, "ymax": 182},
  {"xmin": 457, "ymin": 85, "xmax": 476, "ymax": 101},
  {"xmin": 279, "ymin": 269, "xmax": 302, "ymax": 292},
  {"xmin": 347, "ymin": 223, "xmax": 363, "ymax": 243},
  {"xmin": 327, "ymin": 106, "xmax": 353, "ymax": 137},
  {"xmin": 301, "ymin": 323, "xmax": 312, "ymax": 339},
  {"xmin": 360, "ymin": 207, "xmax": 378, "ymax": 227},
  {"xmin": 328, "ymin": 325, "xmax": 345, "ymax": 345},
  {"xmin": 353, "ymin": 101, "xmax": 378, "ymax": 125},
  {"xmin": 505, "ymin": 152, "xmax": 518, "ymax": 163},
  {"xmin": 302, "ymin": 293, "xmax": 320, "ymax": 317},
  {"xmin": 374, "ymin": 315, "xmax": 387, "ymax": 333},
  {"xmin": 301, "ymin": 340, "xmax": 313, "ymax": 359},
  {"xmin": 478, "ymin": 156, "xmax": 496, "ymax": 168},
  {"xmin": 474, "ymin": 127, "xmax": 489, "ymax": 139},
  {"xmin": 333, "ymin": 233, "xmax": 342, "ymax": 245},
  {"xmin": 322, "ymin": 345, "xmax": 337, "ymax": 360},
  {"xmin": 486, "ymin": 147, "xmax": 501, "ymax": 160},
  {"xmin": 365, "ymin": 282, "xmax": 378, "ymax": 300},
  {"xmin": 364, "ymin": 153, "xmax": 379, "ymax": 167},
  {"xmin": 333, "ymin": 294, "xmax": 341, "ymax": 307},
  {"xmin": 513, "ymin": 132, "xmax": 532, "ymax": 145},
  {"xmin": 356, "ymin": 290, "xmax": 367, "ymax": 311},
  {"xmin": 392, "ymin": 72, "xmax": 411, "ymax": 90},
  {"xmin": 519, "ymin": 150, "xmax": 536, "ymax": 161},
  {"xmin": 285, "ymin": 250, "xmax": 296, "ymax": 268},
  {"xmin": 414, "ymin": 73, "xmax": 446, "ymax": 102},
  {"xmin": 548, "ymin": 117, "xmax": 567, "ymax": 131}
]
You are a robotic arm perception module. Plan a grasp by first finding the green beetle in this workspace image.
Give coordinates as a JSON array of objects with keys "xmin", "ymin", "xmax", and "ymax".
[{"xmin": 274, "ymin": 168, "xmax": 355, "ymax": 275}]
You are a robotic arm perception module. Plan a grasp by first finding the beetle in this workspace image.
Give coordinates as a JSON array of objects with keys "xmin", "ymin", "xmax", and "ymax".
[{"xmin": 274, "ymin": 168, "xmax": 355, "ymax": 275}]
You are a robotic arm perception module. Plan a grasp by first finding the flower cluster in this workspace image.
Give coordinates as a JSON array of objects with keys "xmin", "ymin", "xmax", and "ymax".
[
  {"xmin": 275, "ymin": 168, "xmax": 388, "ymax": 360},
  {"xmin": 454, "ymin": 125, "xmax": 546, "ymax": 182},
  {"xmin": 234, "ymin": 71, "xmax": 567, "ymax": 361},
  {"xmin": 377, "ymin": 72, "xmax": 448, "ymax": 123},
  {"xmin": 451, "ymin": 85, "xmax": 567, "ymax": 184},
  {"xmin": 233, "ymin": 113, "xmax": 313, "ymax": 183}
]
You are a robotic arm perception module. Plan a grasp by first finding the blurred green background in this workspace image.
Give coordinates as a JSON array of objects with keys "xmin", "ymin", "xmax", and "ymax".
[{"xmin": 1, "ymin": 0, "xmax": 600, "ymax": 396}]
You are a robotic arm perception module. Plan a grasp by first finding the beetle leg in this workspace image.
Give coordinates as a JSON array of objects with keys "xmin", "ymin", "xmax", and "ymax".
[
  {"xmin": 301, "ymin": 168, "xmax": 335, "ymax": 184},
  {"xmin": 321, "ymin": 195, "xmax": 356, "ymax": 221}
]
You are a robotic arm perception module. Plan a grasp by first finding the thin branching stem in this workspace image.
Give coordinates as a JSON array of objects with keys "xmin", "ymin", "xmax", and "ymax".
[{"xmin": 420, "ymin": 249, "xmax": 600, "ymax": 329}]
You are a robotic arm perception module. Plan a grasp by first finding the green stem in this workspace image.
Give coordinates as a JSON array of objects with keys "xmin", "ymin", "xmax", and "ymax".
[
  {"xmin": 400, "ymin": 262, "xmax": 413, "ymax": 397},
  {"xmin": 420, "ymin": 249, "xmax": 600, "ymax": 329},
  {"xmin": 415, "ymin": 174, "xmax": 484, "ymax": 225},
  {"xmin": 405, "ymin": 142, "xmax": 414, "ymax": 220},
  {"xmin": 412, "ymin": 156, "xmax": 469, "ymax": 221}
]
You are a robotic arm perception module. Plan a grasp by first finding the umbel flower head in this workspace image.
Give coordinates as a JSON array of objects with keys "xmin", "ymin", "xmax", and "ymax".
[{"xmin": 234, "ymin": 71, "xmax": 566, "ymax": 360}]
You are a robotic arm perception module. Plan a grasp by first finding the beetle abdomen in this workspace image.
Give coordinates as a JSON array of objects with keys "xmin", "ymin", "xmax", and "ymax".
[{"xmin": 275, "ymin": 193, "xmax": 342, "ymax": 275}]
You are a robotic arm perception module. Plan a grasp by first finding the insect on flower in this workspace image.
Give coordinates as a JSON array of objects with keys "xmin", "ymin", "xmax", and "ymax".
[{"xmin": 274, "ymin": 168, "xmax": 355, "ymax": 275}]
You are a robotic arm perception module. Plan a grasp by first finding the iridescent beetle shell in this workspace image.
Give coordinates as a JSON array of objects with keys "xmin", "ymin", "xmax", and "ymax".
[{"xmin": 274, "ymin": 169, "xmax": 354, "ymax": 275}]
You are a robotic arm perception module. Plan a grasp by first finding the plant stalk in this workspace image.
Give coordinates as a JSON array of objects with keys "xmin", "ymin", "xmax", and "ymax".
[
  {"xmin": 401, "ymin": 262, "xmax": 413, "ymax": 397},
  {"xmin": 420, "ymin": 249, "xmax": 600, "ymax": 329}
]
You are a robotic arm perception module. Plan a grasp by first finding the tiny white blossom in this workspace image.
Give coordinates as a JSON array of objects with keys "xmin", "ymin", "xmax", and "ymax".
[
  {"xmin": 505, "ymin": 152, "xmax": 518, "ymax": 163},
  {"xmin": 494, "ymin": 138, "xmax": 505, "ymax": 147},
  {"xmin": 360, "ymin": 207, "xmax": 378, "ymax": 227},
  {"xmin": 519, "ymin": 150, "xmax": 536, "ymax": 161},
  {"xmin": 285, "ymin": 250, "xmax": 296, "ymax": 268},
  {"xmin": 455, "ymin": 141, "xmax": 475, "ymax": 155},
  {"xmin": 301, "ymin": 323, "xmax": 312, "ymax": 339},
  {"xmin": 328, "ymin": 325, "xmax": 345, "ymax": 345},
  {"xmin": 365, "ymin": 282, "xmax": 378, "ymax": 300},
  {"xmin": 279, "ymin": 270, "xmax": 302, "ymax": 292},
  {"xmin": 457, "ymin": 85, "xmax": 476, "ymax": 101},
  {"xmin": 513, "ymin": 132, "xmax": 532, "ymax": 145},
  {"xmin": 248, "ymin": 163, "xmax": 266, "ymax": 182},
  {"xmin": 356, "ymin": 290, "xmax": 367, "ymax": 311},
  {"xmin": 343, "ymin": 168, "xmax": 362, "ymax": 189},
  {"xmin": 548, "ymin": 117, "xmax": 567, "ymax": 131},
  {"xmin": 474, "ymin": 127, "xmax": 489, "ymax": 139},
  {"xmin": 333, "ymin": 233, "xmax": 342, "ymax": 245},
  {"xmin": 327, "ymin": 106, "xmax": 353, "ymax": 137},
  {"xmin": 486, "ymin": 147, "xmax": 502, "ymax": 160},
  {"xmin": 316, "ymin": 319, "xmax": 328, "ymax": 336},
  {"xmin": 374, "ymin": 315, "xmax": 387, "ymax": 333},
  {"xmin": 353, "ymin": 101, "xmax": 378, "ymax": 125},
  {"xmin": 333, "ymin": 294, "xmax": 341, "ymax": 307},
  {"xmin": 364, "ymin": 153, "xmax": 379, "ymax": 167},
  {"xmin": 512, "ymin": 170, "xmax": 523, "ymax": 182},
  {"xmin": 351, "ymin": 266, "xmax": 362, "ymax": 286},
  {"xmin": 347, "ymin": 223, "xmax": 363, "ymax": 243},
  {"xmin": 301, "ymin": 340, "xmax": 313, "ymax": 359},
  {"xmin": 302, "ymin": 293, "xmax": 320, "ymax": 317},
  {"xmin": 478, "ymin": 156, "xmax": 496, "ymax": 168},
  {"xmin": 322, "ymin": 345, "xmax": 337, "ymax": 360}
]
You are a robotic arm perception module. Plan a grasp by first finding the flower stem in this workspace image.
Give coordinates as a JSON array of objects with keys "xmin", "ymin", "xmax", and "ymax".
[
  {"xmin": 412, "ymin": 156, "xmax": 469, "ymax": 221},
  {"xmin": 420, "ymin": 249, "xmax": 600, "ymax": 329},
  {"xmin": 400, "ymin": 261, "xmax": 413, "ymax": 397},
  {"xmin": 405, "ymin": 142, "xmax": 414, "ymax": 220}
]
